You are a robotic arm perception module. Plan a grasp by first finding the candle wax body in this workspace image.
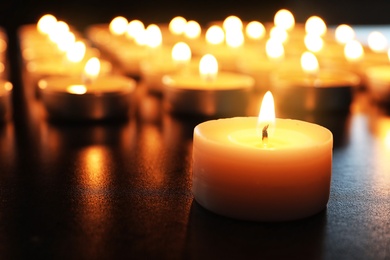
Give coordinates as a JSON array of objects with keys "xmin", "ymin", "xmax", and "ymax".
[
  {"xmin": 192, "ymin": 117, "xmax": 333, "ymax": 222},
  {"xmin": 163, "ymin": 72, "xmax": 254, "ymax": 116},
  {"xmin": 39, "ymin": 75, "xmax": 136, "ymax": 121},
  {"xmin": 270, "ymin": 68, "xmax": 360, "ymax": 112},
  {"xmin": 365, "ymin": 65, "xmax": 390, "ymax": 103},
  {"xmin": 0, "ymin": 80, "xmax": 12, "ymax": 121}
]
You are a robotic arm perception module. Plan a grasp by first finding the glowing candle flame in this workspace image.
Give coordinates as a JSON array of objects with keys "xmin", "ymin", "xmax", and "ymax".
[
  {"xmin": 269, "ymin": 26, "xmax": 288, "ymax": 43},
  {"xmin": 265, "ymin": 38, "xmax": 284, "ymax": 61},
  {"xmin": 335, "ymin": 24, "xmax": 356, "ymax": 44},
  {"xmin": 66, "ymin": 85, "xmax": 87, "ymax": 95},
  {"xmin": 171, "ymin": 42, "xmax": 191, "ymax": 65},
  {"xmin": 225, "ymin": 30, "xmax": 244, "ymax": 48},
  {"xmin": 305, "ymin": 16, "xmax": 327, "ymax": 36},
  {"xmin": 257, "ymin": 91, "xmax": 276, "ymax": 142},
  {"xmin": 344, "ymin": 40, "xmax": 364, "ymax": 62},
  {"xmin": 56, "ymin": 31, "xmax": 76, "ymax": 52},
  {"xmin": 109, "ymin": 16, "xmax": 128, "ymax": 35},
  {"xmin": 368, "ymin": 31, "xmax": 388, "ymax": 53},
  {"xmin": 199, "ymin": 54, "xmax": 218, "ymax": 81},
  {"xmin": 48, "ymin": 21, "xmax": 70, "ymax": 44},
  {"xmin": 126, "ymin": 20, "xmax": 145, "ymax": 40},
  {"xmin": 304, "ymin": 34, "xmax": 324, "ymax": 52},
  {"xmin": 37, "ymin": 14, "xmax": 57, "ymax": 35},
  {"xmin": 245, "ymin": 21, "xmax": 266, "ymax": 40},
  {"xmin": 301, "ymin": 51, "xmax": 319, "ymax": 74},
  {"xmin": 169, "ymin": 16, "xmax": 187, "ymax": 35},
  {"xmin": 205, "ymin": 25, "xmax": 225, "ymax": 45},
  {"xmin": 274, "ymin": 9, "xmax": 295, "ymax": 31},
  {"xmin": 145, "ymin": 24, "xmax": 162, "ymax": 48},
  {"xmin": 83, "ymin": 57, "xmax": 100, "ymax": 83},
  {"xmin": 184, "ymin": 20, "xmax": 201, "ymax": 39},
  {"xmin": 223, "ymin": 15, "xmax": 243, "ymax": 31},
  {"xmin": 66, "ymin": 41, "xmax": 86, "ymax": 62}
]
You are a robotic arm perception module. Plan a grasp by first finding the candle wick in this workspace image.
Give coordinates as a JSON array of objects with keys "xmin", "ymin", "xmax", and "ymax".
[{"xmin": 262, "ymin": 124, "xmax": 269, "ymax": 145}]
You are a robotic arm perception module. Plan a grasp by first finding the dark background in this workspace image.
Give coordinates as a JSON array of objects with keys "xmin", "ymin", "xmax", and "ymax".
[{"xmin": 1, "ymin": 0, "xmax": 390, "ymax": 33}]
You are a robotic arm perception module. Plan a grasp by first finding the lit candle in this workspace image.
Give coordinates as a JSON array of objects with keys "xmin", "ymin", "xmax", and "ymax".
[
  {"xmin": 192, "ymin": 91, "xmax": 333, "ymax": 222},
  {"xmin": 365, "ymin": 49, "xmax": 390, "ymax": 104},
  {"xmin": 0, "ymin": 80, "xmax": 13, "ymax": 121},
  {"xmin": 38, "ymin": 57, "xmax": 137, "ymax": 121},
  {"xmin": 140, "ymin": 41, "xmax": 195, "ymax": 94},
  {"xmin": 270, "ymin": 51, "xmax": 360, "ymax": 112},
  {"xmin": 162, "ymin": 54, "xmax": 254, "ymax": 117}
]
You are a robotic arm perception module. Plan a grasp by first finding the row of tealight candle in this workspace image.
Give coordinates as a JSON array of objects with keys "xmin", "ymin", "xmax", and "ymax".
[
  {"xmin": 85, "ymin": 9, "xmax": 390, "ymax": 115},
  {"xmin": 0, "ymin": 28, "xmax": 13, "ymax": 122},
  {"xmin": 18, "ymin": 15, "xmax": 138, "ymax": 121}
]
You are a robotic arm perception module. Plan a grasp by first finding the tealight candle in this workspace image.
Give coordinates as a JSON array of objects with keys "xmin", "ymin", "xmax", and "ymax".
[
  {"xmin": 0, "ymin": 80, "xmax": 13, "ymax": 122},
  {"xmin": 38, "ymin": 57, "xmax": 137, "ymax": 121},
  {"xmin": 162, "ymin": 54, "xmax": 255, "ymax": 117},
  {"xmin": 271, "ymin": 51, "xmax": 360, "ymax": 112},
  {"xmin": 365, "ymin": 64, "xmax": 390, "ymax": 104},
  {"xmin": 192, "ymin": 91, "xmax": 333, "ymax": 222}
]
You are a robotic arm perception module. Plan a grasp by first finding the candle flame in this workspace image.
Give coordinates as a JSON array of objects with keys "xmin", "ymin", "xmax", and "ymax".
[
  {"xmin": 184, "ymin": 20, "xmax": 201, "ymax": 39},
  {"xmin": 126, "ymin": 20, "xmax": 145, "ymax": 40},
  {"xmin": 257, "ymin": 91, "xmax": 276, "ymax": 141},
  {"xmin": 225, "ymin": 29, "xmax": 244, "ymax": 48},
  {"xmin": 304, "ymin": 34, "xmax": 324, "ymax": 53},
  {"xmin": 269, "ymin": 26, "xmax": 288, "ymax": 43},
  {"xmin": 83, "ymin": 57, "xmax": 100, "ymax": 83},
  {"xmin": 66, "ymin": 84, "xmax": 87, "ymax": 95},
  {"xmin": 301, "ymin": 51, "xmax": 319, "ymax": 74},
  {"xmin": 305, "ymin": 16, "xmax": 327, "ymax": 36},
  {"xmin": 344, "ymin": 40, "xmax": 364, "ymax": 62},
  {"xmin": 199, "ymin": 54, "xmax": 218, "ymax": 81},
  {"xmin": 169, "ymin": 16, "xmax": 187, "ymax": 35},
  {"xmin": 223, "ymin": 15, "xmax": 243, "ymax": 32},
  {"xmin": 245, "ymin": 21, "xmax": 266, "ymax": 40},
  {"xmin": 206, "ymin": 25, "xmax": 225, "ymax": 45},
  {"xmin": 335, "ymin": 24, "xmax": 356, "ymax": 44},
  {"xmin": 37, "ymin": 14, "xmax": 57, "ymax": 35},
  {"xmin": 171, "ymin": 42, "xmax": 191, "ymax": 65},
  {"xmin": 368, "ymin": 31, "xmax": 388, "ymax": 53},
  {"xmin": 109, "ymin": 16, "xmax": 128, "ymax": 35},
  {"xmin": 66, "ymin": 41, "xmax": 86, "ymax": 63},
  {"xmin": 265, "ymin": 38, "xmax": 284, "ymax": 61},
  {"xmin": 145, "ymin": 24, "xmax": 162, "ymax": 48},
  {"xmin": 274, "ymin": 9, "xmax": 295, "ymax": 31}
]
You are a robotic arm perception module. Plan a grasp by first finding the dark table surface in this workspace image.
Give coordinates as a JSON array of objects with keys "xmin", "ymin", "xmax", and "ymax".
[{"xmin": 1, "ymin": 29, "xmax": 390, "ymax": 260}]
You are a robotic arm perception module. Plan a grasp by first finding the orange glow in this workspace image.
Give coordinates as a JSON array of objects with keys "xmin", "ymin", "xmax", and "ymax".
[
  {"xmin": 223, "ymin": 15, "xmax": 243, "ymax": 31},
  {"xmin": 304, "ymin": 34, "xmax": 324, "ymax": 52},
  {"xmin": 225, "ymin": 30, "xmax": 244, "ymax": 48},
  {"xmin": 199, "ymin": 54, "xmax": 218, "ymax": 81},
  {"xmin": 83, "ymin": 57, "xmax": 100, "ymax": 83},
  {"xmin": 126, "ymin": 20, "xmax": 145, "ymax": 40},
  {"xmin": 269, "ymin": 26, "xmax": 288, "ymax": 43}
]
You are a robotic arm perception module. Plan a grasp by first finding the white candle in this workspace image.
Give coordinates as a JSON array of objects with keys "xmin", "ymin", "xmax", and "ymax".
[
  {"xmin": 162, "ymin": 54, "xmax": 254, "ymax": 116},
  {"xmin": 192, "ymin": 91, "xmax": 333, "ymax": 221},
  {"xmin": 38, "ymin": 58, "xmax": 137, "ymax": 121}
]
